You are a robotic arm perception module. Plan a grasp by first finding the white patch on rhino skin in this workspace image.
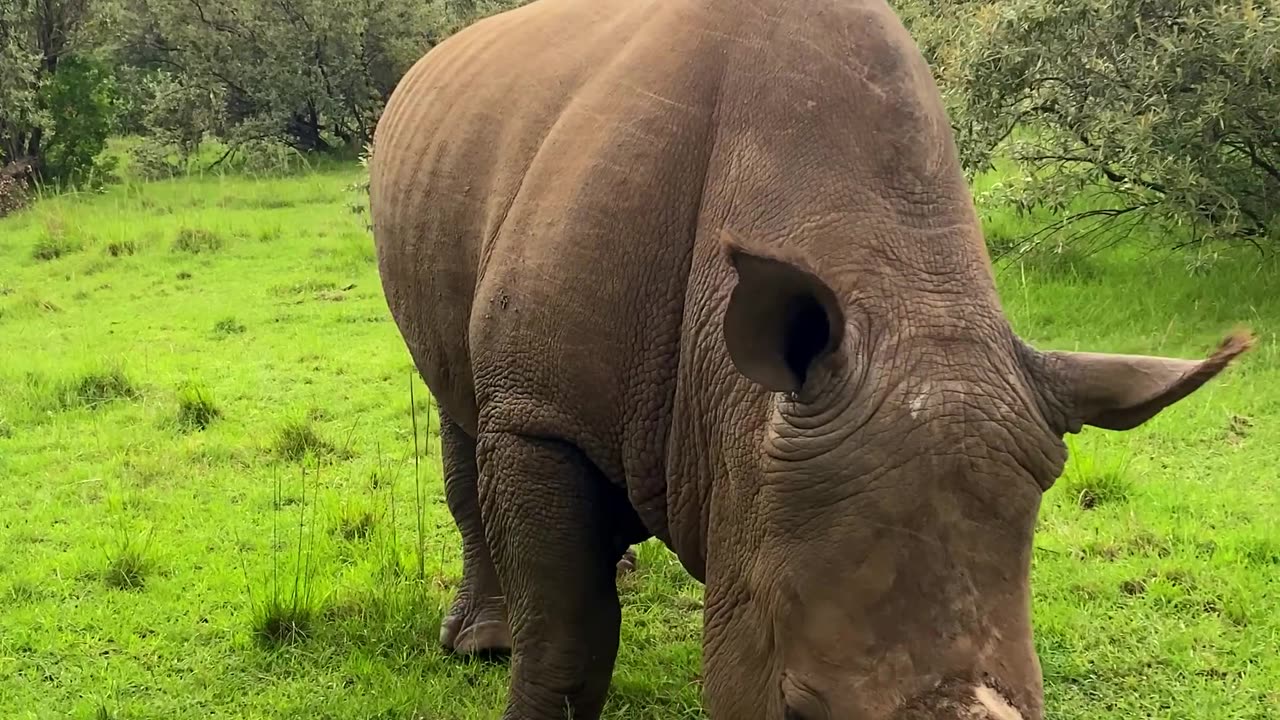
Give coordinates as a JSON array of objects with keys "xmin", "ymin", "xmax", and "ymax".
[
  {"xmin": 907, "ymin": 380, "xmax": 936, "ymax": 419},
  {"xmin": 970, "ymin": 684, "xmax": 1023, "ymax": 720},
  {"xmin": 909, "ymin": 393, "xmax": 928, "ymax": 418},
  {"xmin": 911, "ymin": 379, "xmax": 942, "ymax": 417}
]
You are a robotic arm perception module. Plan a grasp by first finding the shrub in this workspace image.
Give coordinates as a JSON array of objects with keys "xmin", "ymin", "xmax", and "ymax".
[
  {"xmin": 232, "ymin": 140, "xmax": 309, "ymax": 177},
  {"xmin": 117, "ymin": 0, "xmax": 532, "ymax": 156},
  {"xmin": 2, "ymin": 3, "xmax": 120, "ymax": 188},
  {"xmin": 126, "ymin": 141, "xmax": 185, "ymax": 182},
  {"xmin": 897, "ymin": 0, "xmax": 1280, "ymax": 251},
  {"xmin": 134, "ymin": 71, "xmax": 227, "ymax": 168},
  {"xmin": 38, "ymin": 55, "xmax": 119, "ymax": 186}
]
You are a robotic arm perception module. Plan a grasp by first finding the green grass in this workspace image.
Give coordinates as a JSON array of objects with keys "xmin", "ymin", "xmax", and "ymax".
[
  {"xmin": 271, "ymin": 418, "xmax": 340, "ymax": 462},
  {"xmin": 0, "ymin": 163, "xmax": 1276, "ymax": 719},
  {"xmin": 102, "ymin": 525, "xmax": 155, "ymax": 592},
  {"xmin": 175, "ymin": 380, "xmax": 222, "ymax": 431}
]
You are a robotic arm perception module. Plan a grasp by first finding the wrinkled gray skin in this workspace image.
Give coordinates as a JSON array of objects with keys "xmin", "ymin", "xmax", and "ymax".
[{"xmin": 369, "ymin": 0, "xmax": 1252, "ymax": 718}]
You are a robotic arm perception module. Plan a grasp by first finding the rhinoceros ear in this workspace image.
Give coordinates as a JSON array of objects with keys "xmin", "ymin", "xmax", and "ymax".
[
  {"xmin": 1029, "ymin": 331, "xmax": 1254, "ymax": 433},
  {"xmin": 719, "ymin": 229, "xmax": 845, "ymax": 393}
]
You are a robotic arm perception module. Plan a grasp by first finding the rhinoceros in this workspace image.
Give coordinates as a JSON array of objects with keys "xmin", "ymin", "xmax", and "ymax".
[{"xmin": 369, "ymin": 0, "xmax": 1252, "ymax": 717}]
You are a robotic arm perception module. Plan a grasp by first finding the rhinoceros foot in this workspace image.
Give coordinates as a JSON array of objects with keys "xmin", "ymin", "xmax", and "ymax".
[{"xmin": 439, "ymin": 594, "xmax": 511, "ymax": 656}]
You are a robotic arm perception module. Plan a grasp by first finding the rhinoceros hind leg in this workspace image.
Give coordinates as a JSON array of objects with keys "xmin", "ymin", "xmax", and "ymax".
[{"xmin": 437, "ymin": 409, "xmax": 511, "ymax": 656}]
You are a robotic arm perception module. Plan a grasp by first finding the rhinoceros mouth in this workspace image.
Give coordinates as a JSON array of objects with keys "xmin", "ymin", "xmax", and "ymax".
[
  {"xmin": 971, "ymin": 684, "xmax": 1024, "ymax": 720},
  {"xmin": 887, "ymin": 676, "xmax": 1032, "ymax": 720}
]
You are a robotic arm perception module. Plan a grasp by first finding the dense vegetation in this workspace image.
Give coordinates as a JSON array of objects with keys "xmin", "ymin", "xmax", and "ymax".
[
  {"xmin": 897, "ymin": 0, "xmax": 1280, "ymax": 251},
  {"xmin": 0, "ymin": 0, "xmax": 527, "ymax": 187},
  {"xmin": 4, "ymin": 0, "xmax": 1278, "ymax": 253}
]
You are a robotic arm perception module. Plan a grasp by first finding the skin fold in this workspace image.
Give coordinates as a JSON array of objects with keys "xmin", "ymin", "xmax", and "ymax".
[{"xmin": 368, "ymin": 0, "xmax": 1253, "ymax": 718}]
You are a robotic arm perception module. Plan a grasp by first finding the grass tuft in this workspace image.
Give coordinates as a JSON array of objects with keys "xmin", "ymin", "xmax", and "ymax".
[
  {"xmin": 251, "ymin": 594, "xmax": 316, "ymax": 647},
  {"xmin": 32, "ymin": 228, "xmax": 80, "ymax": 261},
  {"xmin": 247, "ymin": 465, "xmax": 324, "ymax": 648},
  {"xmin": 1016, "ymin": 241, "xmax": 1101, "ymax": 282},
  {"xmin": 321, "ymin": 582, "xmax": 444, "ymax": 658},
  {"xmin": 59, "ymin": 366, "xmax": 140, "ymax": 409},
  {"xmin": 1058, "ymin": 437, "xmax": 1135, "ymax": 509},
  {"xmin": 104, "ymin": 239, "xmax": 137, "ymax": 257},
  {"xmin": 172, "ymin": 227, "xmax": 225, "ymax": 254},
  {"xmin": 6, "ymin": 576, "xmax": 41, "ymax": 603},
  {"xmin": 176, "ymin": 380, "xmax": 221, "ymax": 431},
  {"xmin": 272, "ymin": 418, "xmax": 336, "ymax": 462},
  {"xmin": 212, "ymin": 317, "xmax": 247, "ymax": 336},
  {"xmin": 331, "ymin": 500, "xmax": 380, "ymax": 542},
  {"xmin": 23, "ymin": 293, "xmax": 62, "ymax": 313},
  {"xmin": 103, "ymin": 527, "xmax": 154, "ymax": 591}
]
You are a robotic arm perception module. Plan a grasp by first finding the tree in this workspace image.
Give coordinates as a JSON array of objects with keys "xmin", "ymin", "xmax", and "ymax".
[
  {"xmin": 896, "ymin": 0, "xmax": 1280, "ymax": 252},
  {"xmin": 0, "ymin": 0, "xmax": 118, "ymax": 184},
  {"xmin": 38, "ymin": 54, "xmax": 117, "ymax": 181},
  {"xmin": 122, "ymin": 0, "xmax": 528, "ymax": 156}
]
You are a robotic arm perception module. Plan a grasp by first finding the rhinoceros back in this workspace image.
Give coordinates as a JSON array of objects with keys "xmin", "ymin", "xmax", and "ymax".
[{"xmin": 369, "ymin": 0, "xmax": 723, "ymax": 529}]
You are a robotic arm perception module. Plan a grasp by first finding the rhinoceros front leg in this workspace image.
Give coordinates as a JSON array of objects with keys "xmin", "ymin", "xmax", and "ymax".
[
  {"xmin": 438, "ymin": 409, "xmax": 511, "ymax": 655},
  {"xmin": 477, "ymin": 431, "xmax": 624, "ymax": 720}
]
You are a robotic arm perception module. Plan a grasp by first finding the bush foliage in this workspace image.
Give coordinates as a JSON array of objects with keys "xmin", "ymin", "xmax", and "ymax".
[
  {"xmin": 38, "ymin": 55, "xmax": 118, "ymax": 183},
  {"xmin": 1, "ymin": 0, "xmax": 528, "ymax": 182},
  {"xmin": 896, "ymin": 0, "xmax": 1280, "ymax": 251},
  {"xmin": 3, "ymin": 0, "xmax": 1277, "ymax": 254},
  {"xmin": 0, "ymin": 0, "xmax": 117, "ymax": 185}
]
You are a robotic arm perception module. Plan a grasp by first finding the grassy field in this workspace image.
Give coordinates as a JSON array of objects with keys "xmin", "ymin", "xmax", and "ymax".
[{"xmin": 0, "ymin": 163, "xmax": 1276, "ymax": 719}]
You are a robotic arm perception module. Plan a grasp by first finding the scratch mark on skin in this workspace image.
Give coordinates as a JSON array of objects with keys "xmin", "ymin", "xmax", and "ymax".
[
  {"xmin": 622, "ymin": 83, "xmax": 704, "ymax": 115},
  {"xmin": 696, "ymin": 27, "xmax": 766, "ymax": 49},
  {"xmin": 572, "ymin": 106, "xmax": 669, "ymax": 143},
  {"xmin": 794, "ymin": 36, "xmax": 890, "ymax": 100},
  {"xmin": 972, "ymin": 685, "xmax": 1024, "ymax": 720}
]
